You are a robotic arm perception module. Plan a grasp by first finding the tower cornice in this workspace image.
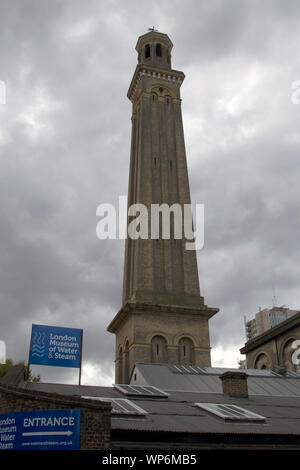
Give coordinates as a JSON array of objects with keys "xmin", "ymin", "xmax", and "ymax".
[
  {"xmin": 107, "ymin": 301, "xmax": 219, "ymax": 334},
  {"xmin": 136, "ymin": 31, "xmax": 173, "ymax": 53},
  {"xmin": 127, "ymin": 64, "xmax": 185, "ymax": 102}
]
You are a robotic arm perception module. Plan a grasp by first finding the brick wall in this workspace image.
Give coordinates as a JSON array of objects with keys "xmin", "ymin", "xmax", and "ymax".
[
  {"xmin": 220, "ymin": 371, "xmax": 248, "ymax": 398},
  {"xmin": 0, "ymin": 383, "xmax": 111, "ymax": 449}
]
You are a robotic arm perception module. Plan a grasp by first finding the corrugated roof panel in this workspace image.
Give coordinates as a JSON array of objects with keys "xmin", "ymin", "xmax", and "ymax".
[
  {"xmin": 196, "ymin": 375, "xmax": 222, "ymax": 393},
  {"xmin": 168, "ymin": 364, "xmax": 281, "ymax": 378},
  {"xmin": 286, "ymin": 370, "xmax": 300, "ymax": 378},
  {"xmin": 278, "ymin": 378, "xmax": 300, "ymax": 396},
  {"xmin": 248, "ymin": 376, "xmax": 300, "ymax": 397},
  {"xmin": 248, "ymin": 377, "xmax": 267, "ymax": 395}
]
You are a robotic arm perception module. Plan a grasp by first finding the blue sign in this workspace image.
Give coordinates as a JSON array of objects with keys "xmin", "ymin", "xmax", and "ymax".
[
  {"xmin": 0, "ymin": 409, "xmax": 81, "ymax": 450},
  {"xmin": 29, "ymin": 324, "xmax": 82, "ymax": 368}
]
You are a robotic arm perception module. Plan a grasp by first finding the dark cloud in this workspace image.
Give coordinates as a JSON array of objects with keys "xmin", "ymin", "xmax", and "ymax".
[{"xmin": 0, "ymin": 0, "xmax": 300, "ymax": 381}]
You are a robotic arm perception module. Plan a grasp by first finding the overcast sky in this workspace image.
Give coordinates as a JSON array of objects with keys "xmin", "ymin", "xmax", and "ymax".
[{"xmin": 0, "ymin": 0, "xmax": 300, "ymax": 385}]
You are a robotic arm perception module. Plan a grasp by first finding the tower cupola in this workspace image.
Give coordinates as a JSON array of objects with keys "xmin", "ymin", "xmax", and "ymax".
[{"xmin": 136, "ymin": 29, "xmax": 173, "ymax": 70}]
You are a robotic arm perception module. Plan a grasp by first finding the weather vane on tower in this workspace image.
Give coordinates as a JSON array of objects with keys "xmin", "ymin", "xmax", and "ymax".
[{"xmin": 148, "ymin": 26, "xmax": 158, "ymax": 32}]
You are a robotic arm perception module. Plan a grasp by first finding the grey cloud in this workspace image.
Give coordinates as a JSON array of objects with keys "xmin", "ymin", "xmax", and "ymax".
[{"xmin": 0, "ymin": 0, "xmax": 300, "ymax": 381}]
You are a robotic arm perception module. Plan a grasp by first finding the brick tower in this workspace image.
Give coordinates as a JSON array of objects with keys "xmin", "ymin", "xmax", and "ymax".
[{"xmin": 107, "ymin": 30, "xmax": 219, "ymax": 383}]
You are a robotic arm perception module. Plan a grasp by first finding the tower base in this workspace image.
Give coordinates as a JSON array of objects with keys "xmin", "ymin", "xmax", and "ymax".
[{"xmin": 107, "ymin": 301, "xmax": 219, "ymax": 384}]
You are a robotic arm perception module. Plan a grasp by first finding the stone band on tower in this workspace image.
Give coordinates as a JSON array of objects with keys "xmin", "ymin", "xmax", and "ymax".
[{"xmin": 107, "ymin": 31, "xmax": 219, "ymax": 384}]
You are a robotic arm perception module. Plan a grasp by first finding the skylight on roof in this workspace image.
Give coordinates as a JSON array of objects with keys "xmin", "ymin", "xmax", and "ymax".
[
  {"xmin": 169, "ymin": 365, "xmax": 207, "ymax": 375},
  {"xmin": 82, "ymin": 397, "xmax": 147, "ymax": 416},
  {"xmin": 114, "ymin": 384, "xmax": 168, "ymax": 398},
  {"xmin": 285, "ymin": 370, "xmax": 300, "ymax": 378},
  {"xmin": 169, "ymin": 364, "xmax": 279, "ymax": 377},
  {"xmin": 195, "ymin": 403, "xmax": 266, "ymax": 423}
]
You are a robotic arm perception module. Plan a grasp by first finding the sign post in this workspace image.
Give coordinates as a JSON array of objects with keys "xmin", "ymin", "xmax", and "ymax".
[
  {"xmin": 78, "ymin": 329, "xmax": 83, "ymax": 386},
  {"xmin": 28, "ymin": 324, "xmax": 83, "ymax": 383}
]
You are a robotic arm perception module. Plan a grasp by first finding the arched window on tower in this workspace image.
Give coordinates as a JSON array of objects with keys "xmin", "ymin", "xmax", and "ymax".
[
  {"xmin": 118, "ymin": 347, "xmax": 123, "ymax": 383},
  {"xmin": 124, "ymin": 341, "xmax": 129, "ymax": 383},
  {"xmin": 156, "ymin": 43, "xmax": 162, "ymax": 57},
  {"xmin": 145, "ymin": 44, "xmax": 151, "ymax": 59},
  {"xmin": 151, "ymin": 335, "xmax": 168, "ymax": 363},
  {"xmin": 178, "ymin": 337, "xmax": 195, "ymax": 365}
]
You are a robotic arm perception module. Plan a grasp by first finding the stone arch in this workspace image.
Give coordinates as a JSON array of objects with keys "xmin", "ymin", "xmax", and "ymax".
[
  {"xmin": 151, "ymin": 91, "xmax": 158, "ymax": 102},
  {"xmin": 174, "ymin": 333, "xmax": 197, "ymax": 345},
  {"xmin": 146, "ymin": 331, "xmax": 170, "ymax": 345},
  {"xmin": 151, "ymin": 335, "xmax": 168, "ymax": 363},
  {"xmin": 280, "ymin": 337, "xmax": 297, "ymax": 370},
  {"xmin": 150, "ymin": 85, "xmax": 177, "ymax": 100},
  {"xmin": 178, "ymin": 337, "xmax": 195, "ymax": 365},
  {"xmin": 254, "ymin": 351, "xmax": 271, "ymax": 370}
]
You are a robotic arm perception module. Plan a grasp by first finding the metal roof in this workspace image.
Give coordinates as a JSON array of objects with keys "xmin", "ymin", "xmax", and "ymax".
[
  {"xmin": 130, "ymin": 363, "xmax": 300, "ymax": 397},
  {"xmin": 24, "ymin": 364, "xmax": 300, "ymax": 438}
]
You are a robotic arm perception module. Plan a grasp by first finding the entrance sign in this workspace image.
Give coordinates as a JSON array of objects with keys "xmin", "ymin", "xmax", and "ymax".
[
  {"xmin": 0, "ymin": 409, "xmax": 81, "ymax": 450},
  {"xmin": 29, "ymin": 324, "xmax": 83, "ymax": 369}
]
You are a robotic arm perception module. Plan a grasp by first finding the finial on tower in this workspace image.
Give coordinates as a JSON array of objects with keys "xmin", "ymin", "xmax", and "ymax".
[{"xmin": 148, "ymin": 26, "xmax": 158, "ymax": 32}]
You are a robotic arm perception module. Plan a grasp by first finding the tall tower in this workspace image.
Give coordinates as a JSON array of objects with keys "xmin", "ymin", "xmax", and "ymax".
[{"xmin": 107, "ymin": 31, "xmax": 219, "ymax": 383}]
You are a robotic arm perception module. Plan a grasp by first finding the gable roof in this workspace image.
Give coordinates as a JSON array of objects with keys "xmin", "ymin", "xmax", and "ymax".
[{"xmin": 130, "ymin": 363, "xmax": 300, "ymax": 397}]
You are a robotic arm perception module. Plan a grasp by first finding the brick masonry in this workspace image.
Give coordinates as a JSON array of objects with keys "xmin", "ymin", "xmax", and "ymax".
[
  {"xmin": 220, "ymin": 371, "xmax": 249, "ymax": 398},
  {"xmin": 0, "ymin": 382, "xmax": 111, "ymax": 450},
  {"xmin": 108, "ymin": 31, "xmax": 219, "ymax": 383}
]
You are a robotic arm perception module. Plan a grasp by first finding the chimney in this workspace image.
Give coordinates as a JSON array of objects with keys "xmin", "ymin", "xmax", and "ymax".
[{"xmin": 220, "ymin": 371, "xmax": 248, "ymax": 398}]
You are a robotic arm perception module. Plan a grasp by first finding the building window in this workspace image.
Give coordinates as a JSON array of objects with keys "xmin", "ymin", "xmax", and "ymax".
[
  {"xmin": 254, "ymin": 352, "xmax": 270, "ymax": 370},
  {"xmin": 145, "ymin": 44, "xmax": 151, "ymax": 58},
  {"xmin": 151, "ymin": 335, "xmax": 167, "ymax": 363},
  {"xmin": 118, "ymin": 347, "xmax": 123, "ymax": 383},
  {"xmin": 178, "ymin": 337, "xmax": 194, "ymax": 365},
  {"xmin": 124, "ymin": 341, "xmax": 129, "ymax": 383},
  {"xmin": 156, "ymin": 43, "xmax": 162, "ymax": 57}
]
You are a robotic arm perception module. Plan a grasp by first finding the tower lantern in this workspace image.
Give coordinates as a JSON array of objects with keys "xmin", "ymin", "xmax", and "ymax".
[{"xmin": 136, "ymin": 30, "xmax": 173, "ymax": 69}]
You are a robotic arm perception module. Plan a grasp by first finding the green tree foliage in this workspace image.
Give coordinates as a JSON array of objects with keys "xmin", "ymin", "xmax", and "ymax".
[
  {"xmin": 0, "ymin": 358, "xmax": 13, "ymax": 378},
  {"xmin": 0, "ymin": 359, "xmax": 40, "ymax": 382}
]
